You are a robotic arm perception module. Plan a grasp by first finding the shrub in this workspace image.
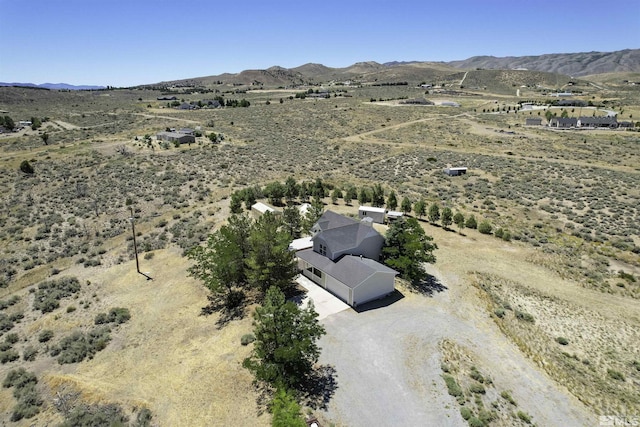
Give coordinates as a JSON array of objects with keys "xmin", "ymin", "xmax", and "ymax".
[
  {"xmin": 469, "ymin": 383, "xmax": 486, "ymax": 394},
  {"xmin": 478, "ymin": 221, "xmax": 493, "ymax": 235},
  {"xmin": 556, "ymin": 337, "xmax": 569, "ymax": 345},
  {"xmin": 144, "ymin": 251, "xmax": 155, "ymax": 260},
  {"xmin": 469, "ymin": 367, "xmax": 484, "ymax": 383},
  {"xmin": 442, "ymin": 374, "xmax": 463, "ymax": 397},
  {"xmin": 3, "ymin": 368, "xmax": 42, "ymax": 421},
  {"xmin": 0, "ymin": 349, "xmax": 20, "ymax": 364},
  {"xmin": 19, "ymin": 160, "xmax": 34, "ymax": 174},
  {"xmin": 515, "ymin": 310, "xmax": 535, "ymax": 323},
  {"xmin": 241, "ymin": 334, "xmax": 255, "ymax": 346},
  {"xmin": 465, "ymin": 215, "xmax": 477, "ymax": 229},
  {"xmin": 517, "ymin": 411, "xmax": 532, "ymax": 424},
  {"xmin": 33, "ymin": 277, "xmax": 81, "ymax": 313},
  {"xmin": 53, "ymin": 327, "xmax": 111, "ymax": 364},
  {"xmin": 494, "ymin": 228, "xmax": 504, "ymax": 239},
  {"xmin": 22, "ymin": 345, "xmax": 37, "ymax": 361},
  {"xmin": 5, "ymin": 332, "xmax": 19, "ymax": 344},
  {"xmin": 59, "ymin": 404, "xmax": 129, "ymax": 426},
  {"xmin": 0, "ymin": 313, "xmax": 14, "ymax": 332},
  {"xmin": 468, "ymin": 416, "xmax": 485, "ymax": 427},
  {"xmin": 500, "ymin": 390, "xmax": 516, "ymax": 405},
  {"xmin": 607, "ymin": 369, "xmax": 625, "ymax": 381},
  {"xmin": 96, "ymin": 308, "xmax": 131, "ymax": 325},
  {"xmin": 38, "ymin": 329, "xmax": 54, "ymax": 342},
  {"xmin": 460, "ymin": 406, "xmax": 472, "ymax": 420},
  {"xmin": 494, "ymin": 308, "xmax": 505, "ymax": 318},
  {"xmin": 632, "ymin": 360, "xmax": 640, "ymax": 372}
]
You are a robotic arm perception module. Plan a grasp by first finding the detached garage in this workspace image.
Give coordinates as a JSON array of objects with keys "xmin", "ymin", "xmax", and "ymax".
[{"xmin": 297, "ymin": 250, "xmax": 397, "ymax": 307}]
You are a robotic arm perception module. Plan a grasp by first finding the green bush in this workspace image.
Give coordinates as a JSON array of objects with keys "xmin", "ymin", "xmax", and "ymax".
[
  {"xmin": 515, "ymin": 310, "xmax": 535, "ymax": 323},
  {"xmin": 556, "ymin": 336, "xmax": 569, "ymax": 345},
  {"xmin": 465, "ymin": 215, "xmax": 477, "ymax": 229},
  {"xmin": 478, "ymin": 221, "xmax": 493, "ymax": 235},
  {"xmin": 500, "ymin": 390, "xmax": 516, "ymax": 405},
  {"xmin": 0, "ymin": 349, "xmax": 19, "ymax": 364},
  {"xmin": 442, "ymin": 374, "xmax": 463, "ymax": 397},
  {"xmin": 494, "ymin": 308, "xmax": 505, "ymax": 318},
  {"xmin": 95, "ymin": 307, "xmax": 131, "ymax": 325},
  {"xmin": 517, "ymin": 411, "xmax": 532, "ymax": 424},
  {"xmin": 460, "ymin": 406, "xmax": 472, "ymax": 420},
  {"xmin": 607, "ymin": 369, "xmax": 625, "ymax": 381},
  {"xmin": 469, "ymin": 367, "xmax": 484, "ymax": 383},
  {"xmin": 270, "ymin": 388, "xmax": 306, "ymax": 427},
  {"xmin": 241, "ymin": 334, "xmax": 256, "ymax": 346},
  {"xmin": 4, "ymin": 369, "xmax": 42, "ymax": 421},
  {"xmin": 59, "ymin": 404, "xmax": 129, "ymax": 427},
  {"xmin": 38, "ymin": 329, "xmax": 54, "ymax": 342},
  {"xmin": 19, "ymin": 160, "xmax": 34, "ymax": 174},
  {"xmin": 5, "ymin": 332, "xmax": 19, "ymax": 344},
  {"xmin": 52, "ymin": 327, "xmax": 111, "ymax": 364},
  {"xmin": 33, "ymin": 277, "xmax": 81, "ymax": 313},
  {"xmin": 468, "ymin": 416, "xmax": 486, "ymax": 427},
  {"xmin": 469, "ymin": 383, "xmax": 486, "ymax": 394},
  {"xmin": 22, "ymin": 345, "xmax": 37, "ymax": 361}
]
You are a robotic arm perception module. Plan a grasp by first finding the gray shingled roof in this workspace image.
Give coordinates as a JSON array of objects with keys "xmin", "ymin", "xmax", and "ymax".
[
  {"xmin": 317, "ymin": 222, "xmax": 381, "ymax": 254},
  {"xmin": 297, "ymin": 250, "xmax": 397, "ymax": 289},
  {"xmin": 314, "ymin": 210, "xmax": 358, "ymax": 232}
]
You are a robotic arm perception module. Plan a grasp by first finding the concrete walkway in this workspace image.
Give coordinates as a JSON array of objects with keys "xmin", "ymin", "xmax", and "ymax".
[{"xmin": 295, "ymin": 275, "xmax": 350, "ymax": 320}]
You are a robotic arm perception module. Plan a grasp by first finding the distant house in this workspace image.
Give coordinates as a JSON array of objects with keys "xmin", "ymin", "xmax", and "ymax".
[
  {"xmin": 618, "ymin": 121, "xmax": 634, "ymax": 128},
  {"xmin": 577, "ymin": 116, "xmax": 618, "ymax": 128},
  {"xmin": 18, "ymin": 120, "xmax": 32, "ymax": 128},
  {"xmin": 400, "ymin": 98, "xmax": 434, "ymax": 105},
  {"xmin": 177, "ymin": 128, "xmax": 195, "ymax": 136},
  {"xmin": 296, "ymin": 211, "xmax": 397, "ymax": 307},
  {"xmin": 202, "ymin": 100, "xmax": 221, "ymax": 108},
  {"xmin": 549, "ymin": 117, "xmax": 577, "ymax": 128},
  {"xmin": 156, "ymin": 131, "xmax": 195, "ymax": 144},
  {"xmin": 358, "ymin": 206, "xmax": 386, "ymax": 224},
  {"xmin": 178, "ymin": 102, "xmax": 196, "ymax": 110},
  {"xmin": 251, "ymin": 202, "xmax": 281, "ymax": 219},
  {"xmin": 444, "ymin": 167, "xmax": 468, "ymax": 176},
  {"xmin": 525, "ymin": 118, "xmax": 542, "ymax": 126},
  {"xmin": 157, "ymin": 96, "xmax": 177, "ymax": 101}
]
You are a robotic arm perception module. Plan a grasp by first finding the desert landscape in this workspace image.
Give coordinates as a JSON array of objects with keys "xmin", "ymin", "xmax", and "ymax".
[{"xmin": 0, "ymin": 48, "xmax": 639, "ymax": 426}]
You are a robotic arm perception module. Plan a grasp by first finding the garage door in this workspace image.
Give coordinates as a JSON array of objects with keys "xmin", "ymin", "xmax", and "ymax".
[{"xmin": 325, "ymin": 275, "xmax": 350, "ymax": 304}]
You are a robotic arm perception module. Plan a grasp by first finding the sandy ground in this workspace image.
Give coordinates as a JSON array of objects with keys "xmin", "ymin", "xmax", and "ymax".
[{"xmin": 39, "ymin": 247, "xmax": 268, "ymax": 427}]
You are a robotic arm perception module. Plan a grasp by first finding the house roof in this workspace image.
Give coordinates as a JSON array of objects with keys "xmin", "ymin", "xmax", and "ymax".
[
  {"xmin": 289, "ymin": 237, "xmax": 313, "ymax": 251},
  {"xmin": 251, "ymin": 202, "xmax": 278, "ymax": 214},
  {"xmin": 298, "ymin": 250, "xmax": 397, "ymax": 289},
  {"xmin": 359, "ymin": 206, "xmax": 386, "ymax": 214},
  {"xmin": 157, "ymin": 131, "xmax": 192, "ymax": 139},
  {"xmin": 314, "ymin": 210, "xmax": 358, "ymax": 232},
  {"xmin": 316, "ymin": 222, "xmax": 381, "ymax": 254}
]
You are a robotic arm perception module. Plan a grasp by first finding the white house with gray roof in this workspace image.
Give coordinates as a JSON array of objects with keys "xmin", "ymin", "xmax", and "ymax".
[{"xmin": 297, "ymin": 210, "xmax": 397, "ymax": 307}]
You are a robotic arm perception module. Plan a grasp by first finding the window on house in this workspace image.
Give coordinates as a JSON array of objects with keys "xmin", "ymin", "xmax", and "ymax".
[{"xmin": 319, "ymin": 244, "xmax": 327, "ymax": 256}]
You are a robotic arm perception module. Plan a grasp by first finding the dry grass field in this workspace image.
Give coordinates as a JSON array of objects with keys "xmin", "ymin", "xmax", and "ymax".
[{"xmin": 0, "ymin": 71, "xmax": 639, "ymax": 425}]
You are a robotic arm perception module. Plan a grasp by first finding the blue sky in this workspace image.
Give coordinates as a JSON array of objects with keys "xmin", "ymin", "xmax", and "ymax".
[{"xmin": 1, "ymin": 0, "xmax": 638, "ymax": 87}]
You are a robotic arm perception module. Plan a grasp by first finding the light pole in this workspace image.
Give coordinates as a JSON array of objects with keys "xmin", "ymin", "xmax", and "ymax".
[{"xmin": 129, "ymin": 206, "xmax": 152, "ymax": 280}]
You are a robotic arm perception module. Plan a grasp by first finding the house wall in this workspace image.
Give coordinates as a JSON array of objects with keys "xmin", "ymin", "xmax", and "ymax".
[
  {"xmin": 353, "ymin": 273, "xmax": 395, "ymax": 306},
  {"xmin": 313, "ymin": 231, "xmax": 384, "ymax": 261}
]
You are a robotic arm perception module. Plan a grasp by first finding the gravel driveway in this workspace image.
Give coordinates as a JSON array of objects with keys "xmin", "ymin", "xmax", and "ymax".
[{"xmin": 315, "ymin": 266, "xmax": 594, "ymax": 427}]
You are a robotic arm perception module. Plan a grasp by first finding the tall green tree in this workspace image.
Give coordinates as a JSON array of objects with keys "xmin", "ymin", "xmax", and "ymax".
[
  {"xmin": 243, "ymin": 286, "xmax": 326, "ymax": 389},
  {"xmin": 414, "ymin": 199, "xmax": 426, "ymax": 219},
  {"xmin": 401, "ymin": 197, "xmax": 412, "ymax": 215},
  {"xmin": 465, "ymin": 214, "xmax": 478, "ymax": 229},
  {"xmin": 270, "ymin": 388, "xmax": 306, "ymax": 427},
  {"xmin": 282, "ymin": 206, "xmax": 302, "ymax": 239},
  {"xmin": 428, "ymin": 203, "xmax": 440, "ymax": 223},
  {"xmin": 187, "ymin": 215, "xmax": 251, "ymax": 307},
  {"xmin": 246, "ymin": 213, "xmax": 297, "ymax": 294},
  {"xmin": 303, "ymin": 197, "xmax": 324, "ymax": 234},
  {"xmin": 453, "ymin": 212, "xmax": 465, "ymax": 232},
  {"xmin": 264, "ymin": 182, "xmax": 285, "ymax": 206},
  {"xmin": 284, "ymin": 177, "xmax": 299, "ymax": 204},
  {"xmin": 230, "ymin": 193, "xmax": 243, "ymax": 214},
  {"xmin": 331, "ymin": 188, "xmax": 342, "ymax": 205},
  {"xmin": 40, "ymin": 132, "xmax": 49, "ymax": 145},
  {"xmin": 441, "ymin": 207, "xmax": 453, "ymax": 229},
  {"xmin": 371, "ymin": 183, "xmax": 385, "ymax": 207},
  {"xmin": 344, "ymin": 186, "xmax": 357, "ymax": 205},
  {"xmin": 382, "ymin": 217, "xmax": 437, "ymax": 284},
  {"xmin": 387, "ymin": 190, "xmax": 398, "ymax": 211},
  {"xmin": 358, "ymin": 188, "xmax": 370, "ymax": 205}
]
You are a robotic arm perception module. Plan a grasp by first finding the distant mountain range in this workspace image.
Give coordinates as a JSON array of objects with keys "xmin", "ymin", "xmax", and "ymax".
[
  {"xmin": 3, "ymin": 49, "xmax": 638, "ymax": 90},
  {"xmin": 0, "ymin": 82, "xmax": 106, "ymax": 90},
  {"xmin": 149, "ymin": 49, "xmax": 640, "ymax": 89}
]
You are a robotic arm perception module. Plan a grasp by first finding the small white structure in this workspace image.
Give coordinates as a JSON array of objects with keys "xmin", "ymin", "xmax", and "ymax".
[
  {"xmin": 298, "ymin": 203, "xmax": 311, "ymax": 216},
  {"xmin": 289, "ymin": 237, "xmax": 313, "ymax": 252},
  {"xmin": 444, "ymin": 167, "xmax": 468, "ymax": 176},
  {"xmin": 251, "ymin": 202, "xmax": 281, "ymax": 218},
  {"xmin": 386, "ymin": 211, "xmax": 404, "ymax": 222},
  {"xmin": 358, "ymin": 206, "xmax": 386, "ymax": 224}
]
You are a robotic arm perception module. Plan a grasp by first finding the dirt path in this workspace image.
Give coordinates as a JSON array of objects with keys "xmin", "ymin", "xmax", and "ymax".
[
  {"xmin": 54, "ymin": 120, "xmax": 80, "ymax": 130},
  {"xmin": 342, "ymin": 113, "xmax": 470, "ymax": 142},
  {"xmin": 134, "ymin": 112, "xmax": 201, "ymax": 124}
]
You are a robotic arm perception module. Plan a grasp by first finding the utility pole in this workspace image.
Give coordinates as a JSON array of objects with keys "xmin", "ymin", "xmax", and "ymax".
[{"xmin": 129, "ymin": 206, "xmax": 152, "ymax": 280}]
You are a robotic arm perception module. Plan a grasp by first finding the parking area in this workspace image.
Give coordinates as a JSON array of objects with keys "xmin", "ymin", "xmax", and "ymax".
[{"xmin": 295, "ymin": 275, "xmax": 351, "ymax": 320}]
